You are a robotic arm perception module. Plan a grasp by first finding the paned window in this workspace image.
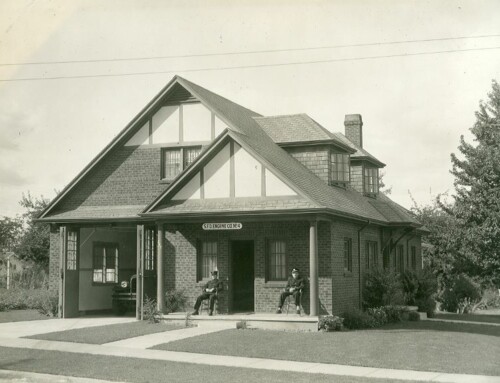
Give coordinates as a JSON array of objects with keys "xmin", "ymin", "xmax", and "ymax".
[
  {"xmin": 411, "ymin": 246, "xmax": 417, "ymax": 270},
  {"xmin": 365, "ymin": 241, "xmax": 378, "ymax": 269},
  {"xmin": 330, "ymin": 152, "xmax": 350, "ymax": 184},
  {"xmin": 198, "ymin": 241, "xmax": 217, "ymax": 280},
  {"xmin": 66, "ymin": 230, "xmax": 78, "ymax": 270},
  {"xmin": 144, "ymin": 228, "xmax": 156, "ymax": 271},
  {"xmin": 93, "ymin": 243, "xmax": 119, "ymax": 284},
  {"xmin": 162, "ymin": 146, "xmax": 202, "ymax": 179},
  {"xmin": 364, "ymin": 167, "xmax": 379, "ymax": 194},
  {"xmin": 397, "ymin": 245, "xmax": 405, "ymax": 274},
  {"xmin": 344, "ymin": 238, "xmax": 353, "ymax": 272},
  {"xmin": 267, "ymin": 240, "xmax": 287, "ymax": 281}
]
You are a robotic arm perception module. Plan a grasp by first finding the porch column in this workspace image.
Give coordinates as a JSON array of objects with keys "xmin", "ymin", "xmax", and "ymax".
[
  {"xmin": 157, "ymin": 223, "xmax": 165, "ymax": 313},
  {"xmin": 59, "ymin": 226, "xmax": 66, "ymax": 318},
  {"xmin": 309, "ymin": 220, "xmax": 319, "ymax": 316},
  {"xmin": 136, "ymin": 225, "xmax": 144, "ymax": 320}
]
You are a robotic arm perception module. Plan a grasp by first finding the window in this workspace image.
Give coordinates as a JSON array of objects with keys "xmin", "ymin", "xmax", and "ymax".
[
  {"xmin": 344, "ymin": 238, "xmax": 352, "ymax": 272},
  {"xmin": 330, "ymin": 152, "xmax": 350, "ymax": 184},
  {"xmin": 267, "ymin": 240, "xmax": 287, "ymax": 281},
  {"xmin": 198, "ymin": 241, "xmax": 217, "ymax": 280},
  {"xmin": 365, "ymin": 241, "xmax": 378, "ymax": 269},
  {"xmin": 383, "ymin": 247, "xmax": 390, "ymax": 269},
  {"xmin": 162, "ymin": 146, "xmax": 202, "ymax": 179},
  {"xmin": 93, "ymin": 242, "xmax": 118, "ymax": 284},
  {"xmin": 144, "ymin": 228, "xmax": 156, "ymax": 271},
  {"xmin": 397, "ymin": 245, "xmax": 405, "ymax": 274},
  {"xmin": 411, "ymin": 246, "xmax": 417, "ymax": 270},
  {"xmin": 364, "ymin": 167, "xmax": 379, "ymax": 194},
  {"xmin": 66, "ymin": 230, "xmax": 78, "ymax": 270}
]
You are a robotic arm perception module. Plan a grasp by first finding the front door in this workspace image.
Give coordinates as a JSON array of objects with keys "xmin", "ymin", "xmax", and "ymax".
[{"xmin": 231, "ymin": 240, "xmax": 254, "ymax": 312}]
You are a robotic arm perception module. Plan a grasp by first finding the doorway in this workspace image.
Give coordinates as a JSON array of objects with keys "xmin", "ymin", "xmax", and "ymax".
[{"xmin": 231, "ymin": 240, "xmax": 254, "ymax": 312}]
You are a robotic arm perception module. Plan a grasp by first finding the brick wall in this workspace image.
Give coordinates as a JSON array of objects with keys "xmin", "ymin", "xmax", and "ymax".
[
  {"xmin": 350, "ymin": 163, "xmax": 363, "ymax": 193},
  {"xmin": 163, "ymin": 220, "xmax": 332, "ymax": 315},
  {"xmin": 53, "ymin": 146, "xmax": 166, "ymax": 212},
  {"xmin": 284, "ymin": 146, "xmax": 330, "ymax": 184},
  {"xmin": 48, "ymin": 228, "xmax": 60, "ymax": 296}
]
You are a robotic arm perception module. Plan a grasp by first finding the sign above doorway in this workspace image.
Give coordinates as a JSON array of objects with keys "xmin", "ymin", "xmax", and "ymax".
[{"xmin": 202, "ymin": 223, "xmax": 242, "ymax": 230}]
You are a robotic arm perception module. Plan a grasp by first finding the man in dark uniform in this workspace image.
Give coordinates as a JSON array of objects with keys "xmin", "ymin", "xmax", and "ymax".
[
  {"xmin": 191, "ymin": 270, "xmax": 223, "ymax": 316},
  {"xmin": 276, "ymin": 268, "xmax": 305, "ymax": 314}
]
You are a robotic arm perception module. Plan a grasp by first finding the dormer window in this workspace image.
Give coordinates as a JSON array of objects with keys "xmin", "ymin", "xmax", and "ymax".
[
  {"xmin": 364, "ymin": 167, "xmax": 379, "ymax": 195},
  {"xmin": 330, "ymin": 152, "xmax": 350, "ymax": 185},
  {"xmin": 162, "ymin": 146, "xmax": 201, "ymax": 180}
]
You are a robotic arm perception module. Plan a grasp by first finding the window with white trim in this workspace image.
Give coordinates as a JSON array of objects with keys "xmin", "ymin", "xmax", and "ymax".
[
  {"xmin": 364, "ymin": 167, "xmax": 379, "ymax": 194},
  {"xmin": 93, "ymin": 242, "xmax": 119, "ymax": 284},
  {"xmin": 162, "ymin": 146, "xmax": 202, "ymax": 180},
  {"xmin": 144, "ymin": 228, "xmax": 156, "ymax": 271},
  {"xmin": 344, "ymin": 238, "xmax": 353, "ymax": 272},
  {"xmin": 267, "ymin": 240, "xmax": 287, "ymax": 281},
  {"xmin": 198, "ymin": 241, "xmax": 218, "ymax": 281},
  {"xmin": 66, "ymin": 230, "xmax": 78, "ymax": 270},
  {"xmin": 365, "ymin": 240, "xmax": 378, "ymax": 269},
  {"xmin": 330, "ymin": 152, "xmax": 350, "ymax": 185}
]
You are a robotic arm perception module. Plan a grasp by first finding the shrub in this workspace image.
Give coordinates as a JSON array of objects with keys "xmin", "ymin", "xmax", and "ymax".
[
  {"xmin": 401, "ymin": 270, "xmax": 419, "ymax": 305},
  {"xmin": 408, "ymin": 311, "xmax": 420, "ymax": 321},
  {"xmin": 165, "ymin": 290, "xmax": 188, "ymax": 314},
  {"xmin": 0, "ymin": 288, "xmax": 52, "ymax": 311},
  {"xmin": 416, "ymin": 269, "xmax": 438, "ymax": 302},
  {"xmin": 416, "ymin": 296, "xmax": 436, "ymax": 318},
  {"xmin": 37, "ymin": 290, "xmax": 58, "ymax": 317},
  {"xmin": 366, "ymin": 307, "xmax": 388, "ymax": 326},
  {"xmin": 479, "ymin": 288, "xmax": 500, "ymax": 310},
  {"xmin": 439, "ymin": 274, "xmax": 481, "ymax": 313},
  {"xmin": 341, "ymin": 309, "xmax": 376, "ymax": 330},
  {"xmin": 363, "ymin": 269, "xmax": 404, "ymax": 309},
  {"xmin": 381, "ymin": 305, "xmax": 409, "ymax": 323},
  {"xmin": 143, "ymin": 296, "xmax": 161, "ymax": 323},
  {"xmin": 318, "ymin": 315, "xmax": 344, "ymax": 332}
]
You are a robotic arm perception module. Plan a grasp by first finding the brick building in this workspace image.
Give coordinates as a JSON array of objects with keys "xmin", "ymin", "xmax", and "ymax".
[{"xmin": 39, "ymin": 76, "xmax": 423, "ymax": 318}]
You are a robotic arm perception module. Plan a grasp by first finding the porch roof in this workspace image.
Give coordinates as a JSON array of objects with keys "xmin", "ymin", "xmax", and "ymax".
[
  {"xmin": 144, "ymin": 197, "xmax": 319, "ymax": 216},
  {"xmin": 43, "ymin": 205, "xmax": 145, "ymax": 221}
]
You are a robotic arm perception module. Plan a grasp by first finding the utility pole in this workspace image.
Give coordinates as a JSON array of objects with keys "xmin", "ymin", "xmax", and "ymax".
[{"xmin": 6, "ymin": 252, "xmax": 11, "ymax": 290}]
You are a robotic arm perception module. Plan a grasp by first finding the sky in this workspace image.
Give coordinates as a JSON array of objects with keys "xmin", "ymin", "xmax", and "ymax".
[{"xmin": 0, "ymin": 0, "xmax": 499, "ymax": 218}]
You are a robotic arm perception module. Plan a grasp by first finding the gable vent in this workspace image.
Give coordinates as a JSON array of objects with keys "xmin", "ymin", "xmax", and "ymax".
[{"xmin": 164, "ymin": 84, "xmax": 196, "ymax": 104}]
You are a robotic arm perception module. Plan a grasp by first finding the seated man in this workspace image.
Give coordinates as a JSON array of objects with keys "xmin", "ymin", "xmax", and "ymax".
[
  {"xmin": 276, "ymin": 268, "xmax": 305, "ymax": 315},
  {"xmin": 191, "ymin": 270, "xmax": 222, "ymax": 316}
]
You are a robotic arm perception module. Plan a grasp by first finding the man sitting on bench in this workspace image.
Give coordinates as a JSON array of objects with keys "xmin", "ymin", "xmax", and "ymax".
[
  {"xmin": 276, "ymin": 268, "xmax": 305, "ymax": 315},
  {"xmin": 191, "ymin": 270, "xmax": 222, "ymax": 316}
]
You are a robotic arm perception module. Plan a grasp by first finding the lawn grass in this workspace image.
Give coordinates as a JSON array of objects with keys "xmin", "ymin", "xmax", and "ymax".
[
  {"xmin": 27, "ymin": 320, "xmax": 183, "ymax": 344},
  {"xmin": 152, "ymin": 321, "xmax": 500, "ymax": 376},
  {"xmin": 0, "ymin": 310, "xmax": 52, "ymax": 323},
  {"xmin": 434, "ymin": 312, "xmax": 500, "ymax": 324},
  {"xmin": 0, "ymin": 346, "xmax": 429, "ymax": 383}
]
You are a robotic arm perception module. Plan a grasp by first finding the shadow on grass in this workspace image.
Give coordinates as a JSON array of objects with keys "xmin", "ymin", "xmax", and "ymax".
[{"xmin": 376, "ymin": 320, "xmax": 500, "ymax": 337}]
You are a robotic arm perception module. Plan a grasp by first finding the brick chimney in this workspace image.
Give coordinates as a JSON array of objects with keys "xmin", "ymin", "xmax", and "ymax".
[{"xmin": 344, "ymin": 114, "xmax": 363, "ymax": 148}]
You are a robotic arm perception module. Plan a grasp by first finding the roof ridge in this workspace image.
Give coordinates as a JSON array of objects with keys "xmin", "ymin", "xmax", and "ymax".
[{"xmin": 253, "ymin": 113, "xmax": 308, "ymax": 119}]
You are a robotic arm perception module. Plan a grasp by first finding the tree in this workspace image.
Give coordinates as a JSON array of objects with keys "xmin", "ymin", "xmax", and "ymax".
[
  {"xmin": 0, "ymin": 216, "xmax": 23, "ymax": 252},
  {"xmin": 14, "ymin": 193, "xmax": 51, "ymax": 267},
  {"xmin": 410, "ymin": 195, "xmax": 460, "ymax": 284},
  {"xmin": 449, "ymin": 80, "xmax": 500, "ymax": 286}
]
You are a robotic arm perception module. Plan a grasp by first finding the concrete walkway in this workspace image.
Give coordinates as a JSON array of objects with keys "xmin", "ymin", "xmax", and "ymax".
[
  {"xmin": 0, "ymin": 317, "xmax": 136, "ymax": 338},
  {"xmin": 1, "ymin": 336, "xmax": 499, "ymax": 383},
  {"xmin": 1, "ymin": 319, "xmax": 499, "ymax": 383},
  {"xmin": 103, "ymin": 324, "xmax": 233, "ymax": 348},
  {"xmin": 0, "ymin": 369, "xmax": 126, "ymax": 383}
]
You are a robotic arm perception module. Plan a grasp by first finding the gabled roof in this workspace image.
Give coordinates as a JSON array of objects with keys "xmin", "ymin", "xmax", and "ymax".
[
  {"xmin": 39, "ymin": 75, "xmax": 416, "ymax": 226},
  {"xmin": 254, "ymin": 114, "xmax": 354, "ymax": 152}
]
